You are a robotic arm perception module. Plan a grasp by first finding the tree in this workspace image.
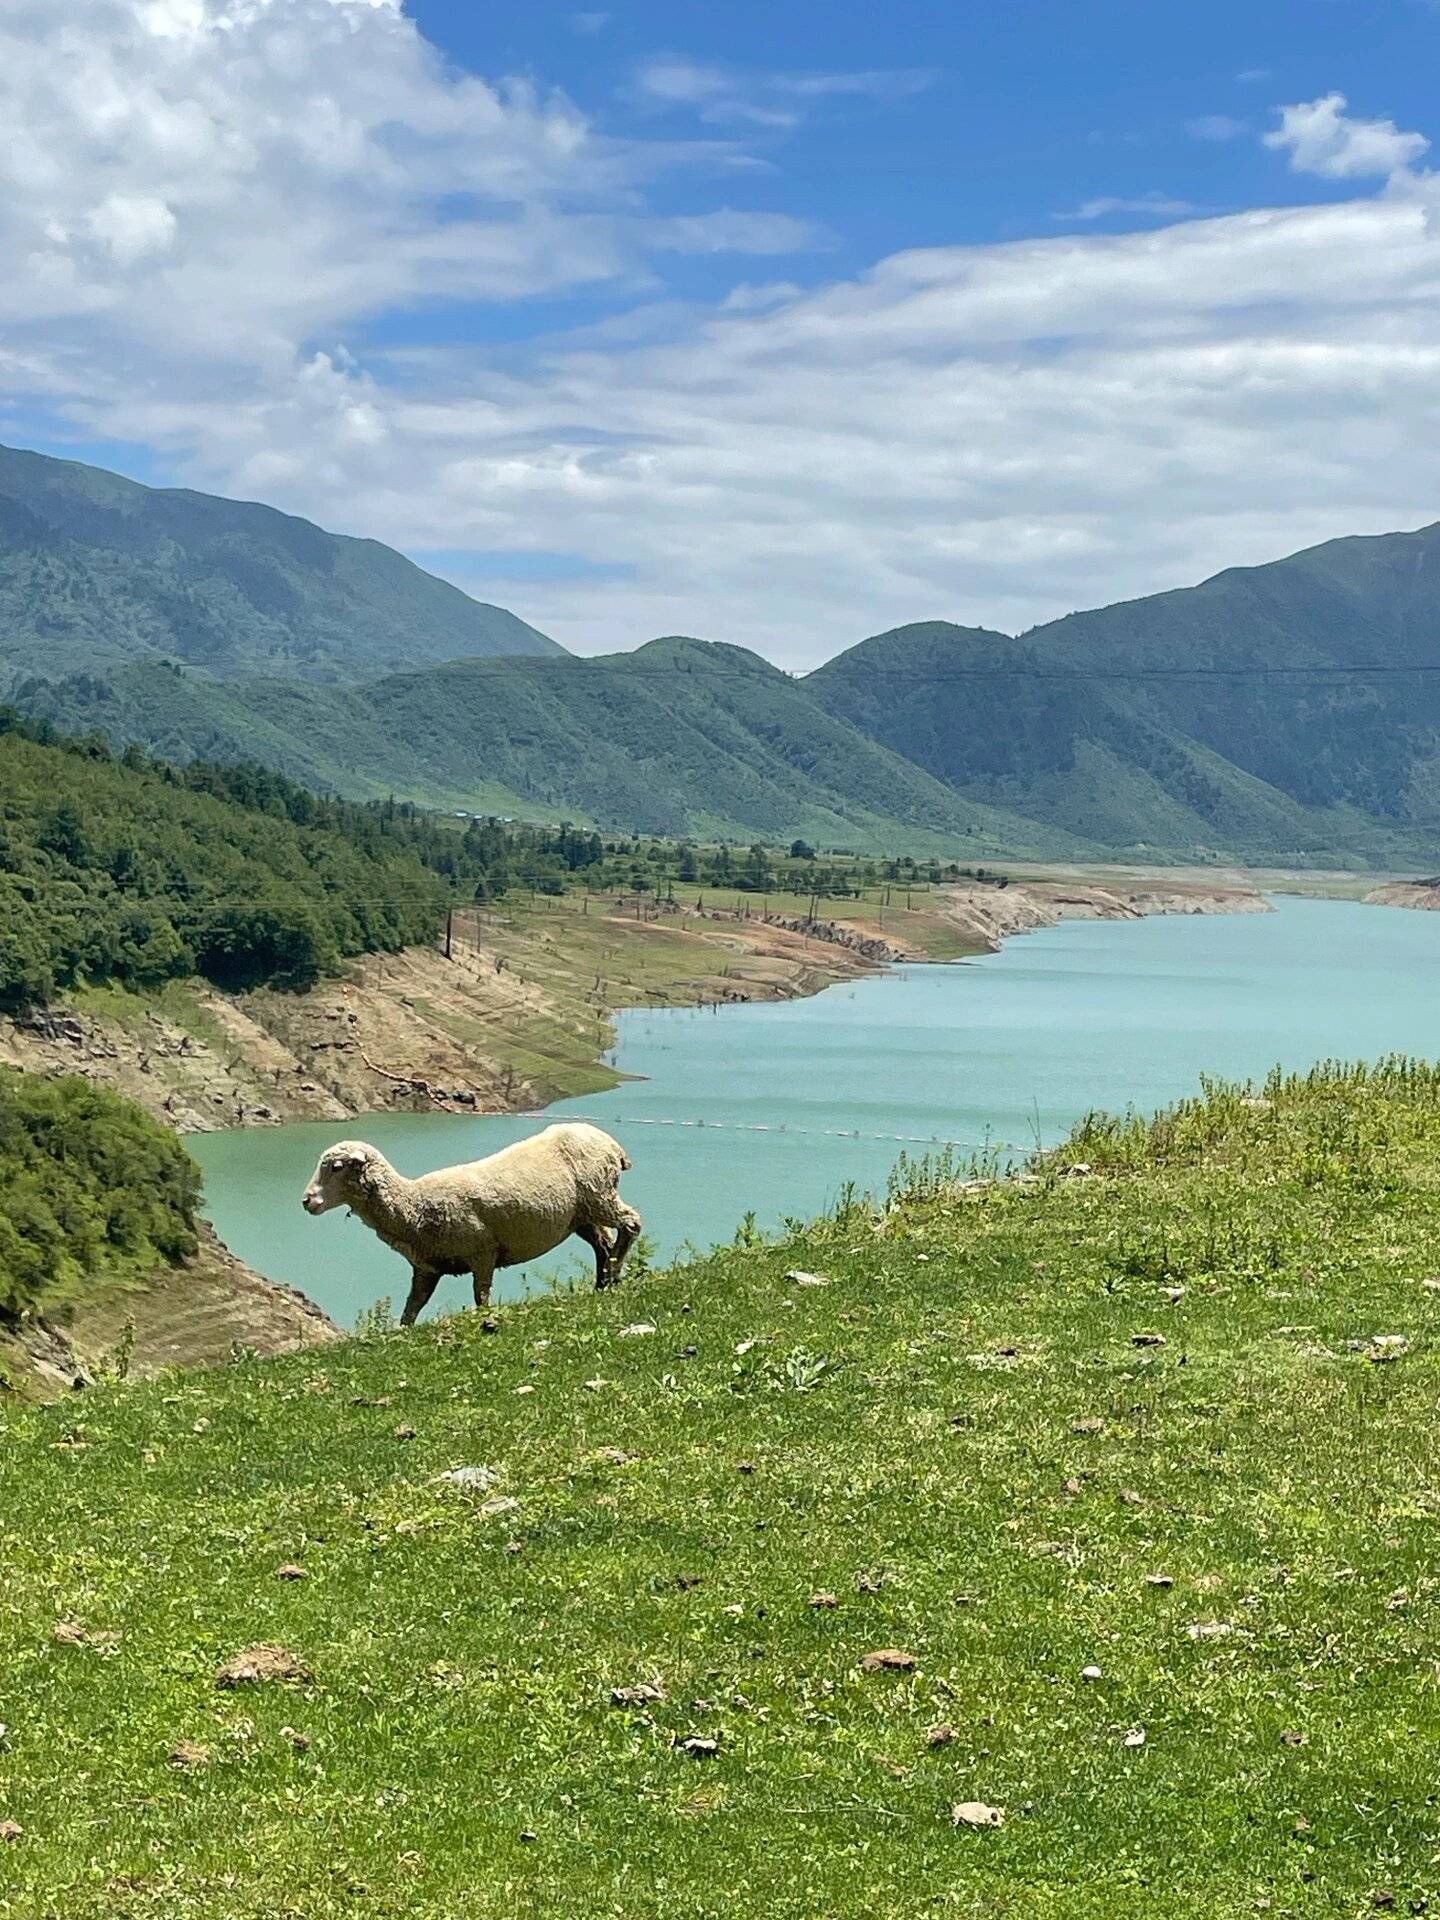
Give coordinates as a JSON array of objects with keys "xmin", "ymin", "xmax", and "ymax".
[{"xmin": 192, "ymin": 900, "xmax": 332, "ymax": 993}]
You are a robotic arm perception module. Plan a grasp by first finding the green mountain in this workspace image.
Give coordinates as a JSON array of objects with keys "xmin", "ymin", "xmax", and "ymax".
[
  {"xmin": 0, "ymin": 443, "xmax": 559, "ymax": 684},
  {"xmin": 18, "ymin": 639, "xmax": 1095, "ymax": 856},
  {"xmin": 808, "ymin": 526, "xmax": 1440, "ymax": 863},
  {"xmin": 10, "ymin": 441, "xmax": 1440, "ymax": 864}
]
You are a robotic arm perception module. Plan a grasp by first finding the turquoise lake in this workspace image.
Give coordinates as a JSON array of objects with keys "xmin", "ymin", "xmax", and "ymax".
[{"xmin": 191, "ymin": 896, "xmax": 1440, "ymax": 1326}]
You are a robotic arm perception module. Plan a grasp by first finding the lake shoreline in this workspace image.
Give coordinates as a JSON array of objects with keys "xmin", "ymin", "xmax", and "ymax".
[{"xmin": 0, "ymin": 873, "xmax": 1270, "ymax": 1142}]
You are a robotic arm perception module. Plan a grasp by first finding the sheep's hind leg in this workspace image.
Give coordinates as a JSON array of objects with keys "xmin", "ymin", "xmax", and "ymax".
[
  {"xmin": 575, "ymin": 1222, "xmax": 616, "ymax": 1289},
  {"xmin": 400, "ymin": 1266, "xmax": 441, "ymax": 1328}
]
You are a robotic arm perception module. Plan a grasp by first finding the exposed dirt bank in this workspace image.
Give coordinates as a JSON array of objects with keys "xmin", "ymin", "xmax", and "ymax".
[
  {"xmin": 1365, "ymin": 879, "xmax": 1440, "ymax": 911},
  {"xmin": 1, "ymin": 1226, "xmax": 340, "ymax": 1401},
  {"xmin": 0, "ymin": 905, "xmax": 885, "ymax": 1136},
  {"xmin": 935, "ymin": 876, "xmax": 1270, "ymax": 950}
]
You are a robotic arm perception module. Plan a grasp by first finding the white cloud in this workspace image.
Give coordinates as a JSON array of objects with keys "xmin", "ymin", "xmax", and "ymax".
[
  {"xmin": 87, "ymin": 192, "xmax": 179, "ymax": 263},
  {"xmin": 1055, "ymin": 193, "xmax": 1199, "ymax": 222},
  {"xmin": 1264, "ymin": 92, "xmax": 1430, "ymax": 180},
  {"xmin": 0, "ymin": 0, "xmax": 807, "ymax": 363},
  {"xmin": 570, "ymin": 10, "xmax": 609, "ymax": 31},
  {"xmin": 127, "ymin": 191, "xmax": 1440, "ymax": 669},
  {"xmin": 631, "ymin": 56, "xmax": 933, "ymax": 128},
  {"xmin": 7, "ymin": 10, "xmax": 1440, "ymax": 671}
]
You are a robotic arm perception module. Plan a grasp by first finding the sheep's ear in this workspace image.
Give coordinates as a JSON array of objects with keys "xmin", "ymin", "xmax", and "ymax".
[{"xmin": 326, "ymin": 1145, "xmax": 369, "ymax": 1171}]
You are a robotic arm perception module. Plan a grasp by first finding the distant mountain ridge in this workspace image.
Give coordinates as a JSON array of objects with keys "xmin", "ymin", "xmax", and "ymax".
[
  {"xmin": 0, "ymin": 442, "xmax": 560, "ymax": 684},
  {"xmin": 6, "ymin": 440, "xmax": 1440, "ymax": 864},
  {"xmin": 810, "ymin": 522, "xmax": 1440, "ymax": 860}
]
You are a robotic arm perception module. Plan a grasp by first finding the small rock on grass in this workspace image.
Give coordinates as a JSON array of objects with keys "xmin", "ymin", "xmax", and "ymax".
[
  {"xmin": 439, "ymin": 1465, "xmax": 501, "ymax": 1492},
  {"xmin": 215, "ymin": 1645, "xmax": 311, "ymax": 1689},
  {"xmin": 1122, "ymin": 1728, "xmax": 1146, "ymax": 1748},
  {"xmin": 952, "ymin": 1801, "xmax": 1004, "ymax": 1830},
  {"xmin": 1145, "ymin": 1573, "xmax": 1174, "ymax": 1589},
  {"xmin": 1072, "ymin": 1417, "xmax": 1105, "ymax": 1435},
  {"xmin": 860, "ymin": 1648, "xmax": 917, "ymax": 1674},
  {"xmin": 0, "ymin": 1821, "xmax": 22, "ymax": 1842},
  {"xmin": 275, "ymin": 1563, "xmax": 307, "ymax": 1582},
  {"xmin": 611, "ymin": 1683, "xmax": 666, "ymax": 1707},
  {"xmin": 677, "ymin": 1735, "xmax": 719, "ymax": 1758},
  {"xmin": 169, "ymin": 1741, "xmax": 212, "ymax": 1769},
  {"xmin": 1131, "ymin": 1331, "xmax": 1167, "ymax": 1348},
  {"xmin": 809, "ymin": 1591, "xmax": 839, "ymax": 1609},
  {"xmin": 1368, "ymin": 1335, "xmax": 1408, "ymax": 1363},
  {"xmin": 393, "ymin": 1424, "xmax": 418, "ymax": 1440},
  {"xmin": 618, "ymin": 1322, "xmax": 657, "ymax": 1338},
  {"xmin": 926, "ymin": 1723, "xmax": 958, "ymax": 1748},
  {"xmin": 476, "ymin": 1495, "xmax": 519, "ymax": 1520},
  {"xmin": 785, "ymin": 1270, "xmax": 832, "ymax": 1288}
]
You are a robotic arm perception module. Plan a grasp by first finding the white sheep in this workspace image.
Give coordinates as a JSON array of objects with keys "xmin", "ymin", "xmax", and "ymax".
[{"xmin": 301, "ymin": 1122, "xmax": 643, "ymax": 1325}]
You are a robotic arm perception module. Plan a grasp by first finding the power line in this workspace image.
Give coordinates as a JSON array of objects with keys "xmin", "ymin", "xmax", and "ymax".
[{"xmin": 337, "ymin": 656, "xmax": 1440, "ymax": 684}]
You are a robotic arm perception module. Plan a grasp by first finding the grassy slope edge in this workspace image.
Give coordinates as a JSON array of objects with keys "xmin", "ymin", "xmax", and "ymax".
[{"xmin": 2, "ymin": 1062, "xmax": 1438, "ymax": 1916}]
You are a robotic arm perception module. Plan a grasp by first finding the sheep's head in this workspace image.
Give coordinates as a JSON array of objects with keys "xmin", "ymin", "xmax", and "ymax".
[{"xmin": 302, "ymin": 1141, "xmax": 378, "ymax": 1215}]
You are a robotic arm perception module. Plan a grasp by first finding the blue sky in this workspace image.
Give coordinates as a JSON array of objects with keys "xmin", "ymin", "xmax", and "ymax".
[
  {"xmin": 414, "ymin": 0, "xmax": 1433, "ymax": 263},
  {"xmin": 3, "ymin": 0, "xmax": 1440, "ymax": 662}
]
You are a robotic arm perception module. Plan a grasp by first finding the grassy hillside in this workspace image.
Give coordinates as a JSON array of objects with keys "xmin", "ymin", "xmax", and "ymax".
[
  {"xmin": 3, "ymin": 1062, "xmax": 1439, "ymax": 1914},
  {"xmin": 21, "ymin": 641, "xmax": 1097, "ymax": 857},
  {"xmin": 0, "ymin": 442, "xmax": 559, "ymax": 685}
]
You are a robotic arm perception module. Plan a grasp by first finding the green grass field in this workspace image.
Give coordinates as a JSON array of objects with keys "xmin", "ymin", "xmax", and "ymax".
[{"xmin": 3, "ymin": 1062, "xmax": 1440, "ymax": 1916}]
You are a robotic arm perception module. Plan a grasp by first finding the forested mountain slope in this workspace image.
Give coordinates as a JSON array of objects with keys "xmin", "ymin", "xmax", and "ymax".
[
  {"xmin": 808, "ymin": 525, "xmax": 1440, "ymax": 862},
  {"xmin": 0, "ymin": 443, "xmax": 559, "ymax": 684},
  {"xmin": 20, "ymin": 641, "xmax": 1095, "ymax": 856}
]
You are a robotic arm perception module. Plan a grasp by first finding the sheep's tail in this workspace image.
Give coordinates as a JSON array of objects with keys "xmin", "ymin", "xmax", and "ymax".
[{"xmin": 618, "ymin": 1149, "xmax": 633, "ymax": 1172}]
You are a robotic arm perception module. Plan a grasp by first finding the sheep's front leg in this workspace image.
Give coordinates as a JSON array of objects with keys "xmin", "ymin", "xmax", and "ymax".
[
  {"xmin": 575, "ymin": 1222, "xmax": 615, "ymax": 1289},
  {"xmin": 607, "ymin": 1202, "xmax": 643, "ymax": 1283},
  {"xmin": 470, "ymin": 1249, "xmax": 497, "ymax": 1311},
  {"xmin": 400, "ymin": 1266, "xmax": 442, "ymax": 1327}
]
